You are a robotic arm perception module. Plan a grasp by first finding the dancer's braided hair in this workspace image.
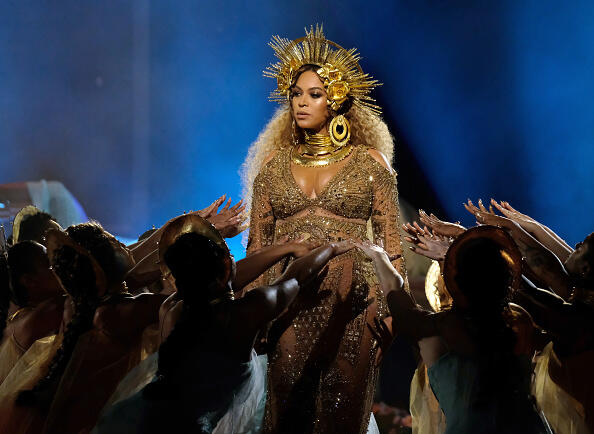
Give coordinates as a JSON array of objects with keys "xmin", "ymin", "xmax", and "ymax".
[
  {"xmin": 144, "ymin": 232, "xmax": 227, "ymax": 398},
  {"xmin": 16, "ymin": 222, "xmax": 122, "ymax": 407}
]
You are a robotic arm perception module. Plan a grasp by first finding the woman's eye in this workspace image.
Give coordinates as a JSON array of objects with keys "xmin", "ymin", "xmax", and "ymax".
[{"xmin": 311, "ymin": 93, "xmax": 322, "ymax": 98}]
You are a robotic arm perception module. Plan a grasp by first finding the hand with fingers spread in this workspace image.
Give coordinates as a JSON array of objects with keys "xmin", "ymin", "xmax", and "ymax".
[
  {"xmin": 403, "ymin": 222, "xmax": 452, "ymax": 261},
  {"xmin": 419, "ymin": 209, "xmax": 466, "ymax": 238},
  {"xmin": 205, "ymin": 198, "xmax": 248, "ymax": 238},
  {"xmin": 490, "ymin": 199, "xmax": 573, "ymax": 260},
  {"xmin": 463, "ymin": 198, "xmax": 495, "ymax": 218},
  {"xmin": 195, "ymin": 195, "xmax": 227, "ymax": 219},
  {"xmin": 274, "ymin": 235, "xmax": 321, "ymax": 258}
]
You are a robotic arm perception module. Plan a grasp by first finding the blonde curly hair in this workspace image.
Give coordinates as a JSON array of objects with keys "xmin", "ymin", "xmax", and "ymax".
[{"xmin": 240, "ymin": 104, "xmax": 395, "ymax": 224}]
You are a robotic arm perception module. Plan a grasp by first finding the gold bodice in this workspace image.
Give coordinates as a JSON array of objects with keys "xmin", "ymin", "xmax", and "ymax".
[{"xmin": 248, "ymin": 144, "xmax": 407, "ymax": 434}]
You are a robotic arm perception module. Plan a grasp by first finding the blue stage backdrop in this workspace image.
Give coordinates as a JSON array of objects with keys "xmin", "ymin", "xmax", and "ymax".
[{"xmin": 1, "ymin": 1, "xmax": 593, "ymax": 258}]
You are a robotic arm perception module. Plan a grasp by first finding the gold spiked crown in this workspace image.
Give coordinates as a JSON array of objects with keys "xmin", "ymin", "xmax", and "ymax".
[{"xmin": 264, "ymin": 25, "xmax": 382, "ymax": 115}]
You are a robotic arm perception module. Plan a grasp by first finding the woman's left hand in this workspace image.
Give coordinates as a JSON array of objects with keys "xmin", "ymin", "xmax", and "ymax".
[
  {"xmin": 403, "ymin": 222, "xmax": 452, "ymax": 261},
  {"xmin": 205, "ymin": 198, "xmax": 248, "ymax": 238}
]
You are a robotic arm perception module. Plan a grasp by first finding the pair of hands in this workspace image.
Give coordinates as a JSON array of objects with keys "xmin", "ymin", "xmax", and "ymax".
[
  {"xmin": 196, "ymin": 195, "xmax": 247, "ymax": 238},
  {"xmin": 402, "ymin": 199, "xmax": 540, "ymax": 262}
]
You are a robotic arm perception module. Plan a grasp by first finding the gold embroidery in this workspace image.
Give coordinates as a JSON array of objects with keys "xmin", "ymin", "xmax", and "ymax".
[{"xmin": 247, "ymin": 145, "xmax": 407, "ymax": 434}]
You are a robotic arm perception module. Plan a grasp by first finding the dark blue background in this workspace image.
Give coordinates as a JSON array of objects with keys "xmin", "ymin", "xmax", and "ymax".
[{"xmin": 1, "ymin": 1, "xmax": 592, "ymax": 258}]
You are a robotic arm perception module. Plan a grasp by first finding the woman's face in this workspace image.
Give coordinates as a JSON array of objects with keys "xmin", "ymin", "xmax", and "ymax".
[{"xmin": 291, "ymin": 70, "xmax": 330, "ymax": 133}]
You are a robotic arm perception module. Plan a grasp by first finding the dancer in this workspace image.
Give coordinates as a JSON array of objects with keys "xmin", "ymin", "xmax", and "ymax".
[
  {"xmin": 361, "ymin": 227, "xmax": 550, "ymax": 433},
  {"xmin": 0, "ymin": 241, "xmax": 64, "ymax": 384},
  {"xmin": 94, "ymin": 214, "xmax": 353, "ymax": 433},
  {"xmin": 243, "ymin": 25, "xmax": 406, "ymax": 433}
]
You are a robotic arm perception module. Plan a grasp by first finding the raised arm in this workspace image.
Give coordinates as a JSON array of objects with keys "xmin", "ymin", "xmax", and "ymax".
[
  {"xmin": 491, "ymin": 199, "xmax": 573, "ymax": 261},
  {"xmin": 236, "ymin": 242, "xmax": 354, "ymax": 331},
  {"xmin": 94, "ymin": 292, "xmax": 168, "ymax": 338},
  {"xmin": 357, "ymin": 242, "xmax": 436, "ymax": 340},
  {"xmin": 465, "ymin": 200, "xmax": 572, "ymax": 298},
  {"xmin": 129, "ymin": 195, "xmax": 244, "ymax": 261},
  {"xmin": 232, "ymin": 239, "xmax": 315, "ymax": 292}
]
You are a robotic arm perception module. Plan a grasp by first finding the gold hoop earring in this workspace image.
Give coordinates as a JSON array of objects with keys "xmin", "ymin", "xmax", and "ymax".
[{"xmin": 329, "ymin": 115, "xmax": 351, "ymax": 147}]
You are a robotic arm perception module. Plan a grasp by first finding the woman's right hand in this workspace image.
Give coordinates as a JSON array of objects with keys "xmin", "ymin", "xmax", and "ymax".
[
  {"xmin": 403, "ymin": 222, "xmax": 452, "ymax": 261},
  {"xmin": 418, "ymin": 209, "xmax": 466, "ymax": 238}
]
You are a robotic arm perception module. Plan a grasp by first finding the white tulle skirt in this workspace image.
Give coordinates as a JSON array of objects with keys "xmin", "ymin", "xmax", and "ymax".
[{"xmin": 98, "ymin": 350, "xmax": 379, "ymax": 433}]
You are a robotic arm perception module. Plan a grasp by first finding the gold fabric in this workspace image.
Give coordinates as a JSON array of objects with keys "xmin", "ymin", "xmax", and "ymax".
[
  {"xmin": 101, "ymin": 322, "xmax": 161, "ymax": 409},
  {"xmin": 42, "ymin": 329, "xmax": 142, "ymax": 434},
  {"xmin": 247, "ymin": 146, "xmax": 407, "ymax": 434},
  {"xmin": 0, "ymin": 334, "xmax": 27, "ymax": 385},
  {"xmin": 533, "ymin": 343, "xmax": 590, "ymax": 434},
  {"xmin": 410, "ymin": 363, "xmax": 446, "ymax": 434},
  {"xmin": 0, "ymin": 333, "xmax": 61, "ymax": 433}
]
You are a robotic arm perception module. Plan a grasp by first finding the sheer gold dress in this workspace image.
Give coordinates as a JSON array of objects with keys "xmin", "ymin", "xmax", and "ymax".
[{"xmin": 248, "ymin": 146, "xmax": 407, "ymax": 434}]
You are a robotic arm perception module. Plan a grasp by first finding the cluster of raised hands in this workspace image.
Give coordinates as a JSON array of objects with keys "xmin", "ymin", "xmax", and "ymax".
[{"xmin": 402, "ymin": 199, "xmax": 576, "ymax": 297}]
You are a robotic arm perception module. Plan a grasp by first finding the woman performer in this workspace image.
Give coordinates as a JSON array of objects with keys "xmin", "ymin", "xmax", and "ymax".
[
  {"xmin": 243, "ymin": 25, "xmax": 407, "ymax": 434},
  {"xmin": 94, "ymin": 214, "xmax": 353, "ymax": 433}
]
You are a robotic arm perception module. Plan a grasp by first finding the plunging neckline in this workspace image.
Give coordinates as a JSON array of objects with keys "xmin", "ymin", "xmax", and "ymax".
[{"xmin": 287, "ymin": 146, "xmax": 359, "ymax": 201}]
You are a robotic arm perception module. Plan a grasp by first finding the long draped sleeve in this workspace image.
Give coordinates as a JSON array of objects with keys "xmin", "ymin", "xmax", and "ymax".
[
  {"xmin": 369, "ymin": 159, "xmax": 410, "ymax": 294},
  {"xmin": 245, "ymin": 168, "xmax": 276, "ymax": 290}
]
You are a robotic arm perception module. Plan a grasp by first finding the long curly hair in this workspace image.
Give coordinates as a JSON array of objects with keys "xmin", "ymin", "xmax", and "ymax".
[{"xmin": 241, "ymin": 78, "xmax": 395, "ymax": 228}]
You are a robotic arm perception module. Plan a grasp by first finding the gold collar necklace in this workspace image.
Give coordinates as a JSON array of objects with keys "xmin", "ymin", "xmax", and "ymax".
[{"xmin": 292, "ymin": 131, "xmax": 353, "ymax": 167}]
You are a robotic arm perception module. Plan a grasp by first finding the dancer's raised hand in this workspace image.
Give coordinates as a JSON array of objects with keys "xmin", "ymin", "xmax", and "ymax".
[
  {"xmin": 403, "ymin": 223, "xmax": 452, "ymax": 261},
  {"xmin": 195, "ymin": 195, "xmax": 227, "ymax": 219},
  {"xmin": 419, "ymin": 209, "xmax": 465, "ymax": 238},
  {"xmin": 206, "ymin": 198, "xmax": 248, "ymax": 238}
]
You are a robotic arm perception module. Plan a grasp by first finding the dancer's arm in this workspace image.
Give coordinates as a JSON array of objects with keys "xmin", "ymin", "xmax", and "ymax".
[
  {"xmin": 129, "ymin": 195, "xmax": 243, "ymax": 260},
  {"xmin": 95, "ymin": 292, "xmax": 168, "ymax": 337},
  {"xmin": 232, "ymin": 239, "xmax": 315, "ymax": 292},
  {"xmin": 357, "ymin": 242, "xmax": 436, "ymax": 339},
  {"xmin": 239, "ymin": 242, "xmax": 354, "ymax": 324},
  {"xmin": 491, "ymin": 199, "xmax": 573, "ymax": 261},
  {"xmin": 125, "ymin": 249, "xmax": 161, "ymax": 291}
]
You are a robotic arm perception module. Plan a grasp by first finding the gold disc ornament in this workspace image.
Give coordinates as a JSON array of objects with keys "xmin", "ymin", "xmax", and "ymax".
[{"xmin": 329, "ymin": 114, "xmax": 351, "ymax": 147}]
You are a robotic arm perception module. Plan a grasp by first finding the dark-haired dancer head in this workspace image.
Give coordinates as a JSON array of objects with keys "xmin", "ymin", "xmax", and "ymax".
[
  {"xmin": 95, "ymin": 214, "xmax": 353, "ymax": 434},
  {"xmin": 0, "ymin": 241, "xmax": 64, "ymax": 385}
]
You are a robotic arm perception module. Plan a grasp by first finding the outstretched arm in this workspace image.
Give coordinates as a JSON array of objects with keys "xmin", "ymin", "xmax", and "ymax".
[
  {"xmin": 465, "ymin": 199, "xmax": 572, "ymax": 298},
  {"xmin": 272, "ymin": 241, "xmax": 353, "ymax": 287},
  {"xmin": 490, "ymin": 199, "xmax": 573, "ymax": 261},
  {"xmin": 232, "ymin": 238, "xmax": 316, "ymax": 292},
  {"xmin": 357, "ymin": 242, "xmax": 437, "ymax": 340},
  {"xmin": 95, "ymin": 293, "xmax": 169, "ymax": 338},
  {"xmin": 514, "ymin": 277, "xmax": 573, "ymax": 341},
  {"xmin": 129, "ymin": 195, "xmax": 243, "ymax": 261}
]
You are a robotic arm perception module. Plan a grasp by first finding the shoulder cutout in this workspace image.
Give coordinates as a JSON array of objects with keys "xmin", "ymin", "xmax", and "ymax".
[
  {"xmin": 262, "ymin": 150, "xmax": 279, "ymax": 167},
  {"xmin": 366, "ymin": 149, "xmax": 394, "ymax": 174}
]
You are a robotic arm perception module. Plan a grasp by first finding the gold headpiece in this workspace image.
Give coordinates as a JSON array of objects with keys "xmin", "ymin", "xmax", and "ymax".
[
  {"xmin": 264, "ymin": 25, "xmax": 381, "ymax": 115},
  {"xmin": 158, "ymin": 215, "xmax": 234, "ymax": 303}
]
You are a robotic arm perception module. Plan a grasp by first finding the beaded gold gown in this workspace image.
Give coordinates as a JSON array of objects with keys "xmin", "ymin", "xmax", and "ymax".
[{"xmin": 248, "ymin": 145, "xmax": 407, "ymax": 434}]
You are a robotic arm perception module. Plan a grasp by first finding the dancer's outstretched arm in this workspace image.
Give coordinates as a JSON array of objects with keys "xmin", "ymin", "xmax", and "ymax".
[
  {"xmin": 490, "ymin": 199, "xmax": 573, "ymax": 261},
  {"xmin": 232, "ymin": 238, "xmax": 317, "ymax": 292},
  {"xmin": 357, "ymin": 241, "xmax": 437, "ymax": 339},
  {"xmin": 237, "ymin": 242, "xmax": 355, "ymax": 326}
]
